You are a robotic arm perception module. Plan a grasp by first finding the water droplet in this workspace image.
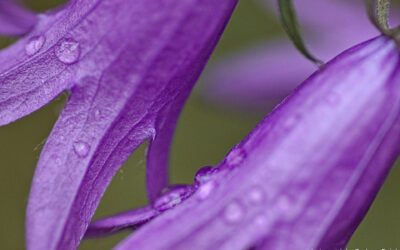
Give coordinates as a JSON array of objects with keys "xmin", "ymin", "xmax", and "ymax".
[
  {"xmin": 253, "ymin": 213, "xmax": 269, "ymax": 228},
  {"xmin": 325, "ymin": 92, "xmax": 341, "ymax": 106},
  {"xmin": 225, "ymin": 147, "xmax": 246, "ymax": 168},
  {"xmin": 55, "ymin": 38, "xmax": 81, "ymax": 64},
  {"xmin": 94, "ymin": 109, "xmax": 101, "ymax": 120},
  {"xmin": 51, "ymin": 154, "xmax": 62, "ymax": 165},
  {"xmin": 73, "ymin": 141, "xmax": 90, "ymax": 158},
  {"xmin": 153, "ymin": 185, "xmax": 194, "ymax": 212},
  {"xmin": 55, "ymin": 157, "xmax": 62, "ymax": 165},
  {"xmin": 223, "ymin": 200, "xmax": 245, "ymax": 224},
  {"xmin": 194, "ymin": 166, "xmax": 219, "ymax": 186},
  {"xmin": 196, "ymin": 181, "xmax": 216, "ymax": 200},
  {"xmin": 25, "ymin": 35, "xmax": 45, "ymax": 56},
  {"xmin": 248, "ymin": 186, "xmax": 265, "ymax": 205}
]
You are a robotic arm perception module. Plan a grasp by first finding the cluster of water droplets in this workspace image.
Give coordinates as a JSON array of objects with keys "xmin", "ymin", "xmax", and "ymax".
[
  {"xmin": 221, "ymin": 185, "xmax": 267, "ymax": 225},
  {"xmin": 25, "ymin": 35, "xmax": 81, "ymax": 65}
]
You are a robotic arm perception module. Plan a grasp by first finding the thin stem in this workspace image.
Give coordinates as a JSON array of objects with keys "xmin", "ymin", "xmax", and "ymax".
[{"xmin": 365, "ymin": 0, "xmax": 391, "ymax": 34}]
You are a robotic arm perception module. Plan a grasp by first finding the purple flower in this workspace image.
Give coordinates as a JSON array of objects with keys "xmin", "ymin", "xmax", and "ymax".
[
  {"xmin": 0, "ymin": 0, "xmax": 237, "ymax": 249},
  {"xmin": 87, "ymin": 36, "xmax": 400, "ymax": 249},
  {"xmin": 203, "ymin": 0, "xmax": 398, "ymax": 109}
]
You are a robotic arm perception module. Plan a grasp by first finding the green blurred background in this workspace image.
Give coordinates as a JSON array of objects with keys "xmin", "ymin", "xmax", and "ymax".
[{"xmin": 1, "ymin": 0, "xmax": 399, "ymax": 249}]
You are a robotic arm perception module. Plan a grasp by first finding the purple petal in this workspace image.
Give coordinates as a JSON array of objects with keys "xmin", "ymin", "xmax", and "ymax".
[
  {"xmin": 0, "ymin": 0, "xmax": 37, "ymax": 36},
  {"xmin": 25, "ymin": 0, "xmax": 238, "ymax": 249},
  {"xmin": 85, "ymin": 206, "xmax": 157, "ymax": 238},
  {"xmin": 115, "ymin": 36, "xmax": 400, "ymax": 249},
  {"xmin": 85, "ymin": 185, "xmax": 195, "ymax": 238},
  {"xmin": 204, "ymin": 41, "xmax": 316, "ymax": 109},
  {"xmin": 146, "ymin": 95, "xmax": 188, "ymax": 202},
  {"xmin": 204, "ymin": 0, "xmax": 381, "ymax": 109}
]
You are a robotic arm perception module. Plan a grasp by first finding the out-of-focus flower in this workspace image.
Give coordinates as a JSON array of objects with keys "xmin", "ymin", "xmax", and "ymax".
[
  {"xmin": 0, "ymin": 0, "xmax": 238, "ymax": 249},
  {"xmin": 91, "ymin": 35, "xmax": 400, "ymax": 249},
  {"xmin": 204, "ymin": 0, "xmax": 388, "ymax": 109},
  {"xmin": 0, "ymin": 0, "xmax": 37, "ymax": 36}
]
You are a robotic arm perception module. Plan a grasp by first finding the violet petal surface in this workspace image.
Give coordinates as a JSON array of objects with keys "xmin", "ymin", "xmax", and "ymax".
[{"xmin": 85, "ymin": 206, "xmax": 157, "ymax": 238}]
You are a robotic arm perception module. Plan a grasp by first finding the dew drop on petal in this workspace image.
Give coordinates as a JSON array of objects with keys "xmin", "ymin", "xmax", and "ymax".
[
  {"xmin": 248, "ymin": 186, "xmax": 265, "ymax": 205},
  {"xmin": 73, "ymin": 141, "xmax": 90, "ymax": 158},
  {"xmin": 55, "ymin": 38, "xmax": 81, "ymax": 64},
  {"xmin": 196, "ymin": 181, "xmax": 216, "ymax": 200},
  {"xmin": 25, "ymin": 35, "xmax": 45, "ymax": 56},
  {"xmin": 194, "ymin": 166, "xmax": 219, "ymax": 186},
  {"xmin": 226, "ymin": 147, "xmax": 246, "ymax": 168},
  {"xmin": 51, "ymin": 154, "xmax": 62, "ymax": 165},
  {"xmin": 223, "ymin": 200, "xmax": 245, "ymax": 224},
  {"xmin": 153, "ymin": 185, "xmax": 194, "ymax": 213},
  {"xmin": 94, "ymin": 109, "xmax": 101, "ymax": 120}
]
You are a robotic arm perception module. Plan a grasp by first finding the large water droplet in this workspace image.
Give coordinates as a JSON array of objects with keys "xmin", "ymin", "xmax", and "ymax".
[
  {"xmin": 225, "ymin": 147, "xmax": 246, "ymax": 168},
  {"xmin": 55, "ymin": 38, "xmax": 81, "ymax": 64},
  {"xmin": 25, "ymin": 35, "xmax": 45, "ymax": 56},
  {"xmin": 153, "ymin": 185, "xmax": 194, "ymax": 212},
  {"xmin": 248, "ymin": 186, "xmax": 265, "ymax": 205},
  {"xmin": 194, "ymin": 166, "xmax": 219, "ymax": 186},
  {"xmin": 73, "ymin": 141, "xmax": 90, "ymax": 158},
  {"xmin": 196, "ymin": 181, "xmax": 216, "ymax": 200},
  {"xmin": 223, "ymin": 200, "xmax": 245, "ymax": 224}
]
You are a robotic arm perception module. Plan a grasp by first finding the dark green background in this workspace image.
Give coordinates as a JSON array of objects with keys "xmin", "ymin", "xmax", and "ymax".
[{"xmin": 0, "ymin": 0, "xmax": 399, "ymax": 249}]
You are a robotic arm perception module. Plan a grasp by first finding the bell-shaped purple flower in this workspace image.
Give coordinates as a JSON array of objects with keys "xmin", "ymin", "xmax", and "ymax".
[{"xmin": 110, "ymin": 36, "xmax": 400, "ymax": 249}]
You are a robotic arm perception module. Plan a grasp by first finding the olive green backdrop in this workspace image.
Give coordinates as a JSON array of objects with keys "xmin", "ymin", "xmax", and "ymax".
[{"xmin": 1, "ymin": 0, "xmax": 399, "ymax": 249}]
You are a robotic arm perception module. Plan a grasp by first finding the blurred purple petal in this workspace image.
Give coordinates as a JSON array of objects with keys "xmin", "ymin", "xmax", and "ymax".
[
  {"xmin": 204, "ymin": 0, "xmax": 381, "ymax": 109},
  {"xmin": 0, "ymin": 0, "xmax": 37, "ymax": 36},
  {"xmin": 116, "ymin": 36, "xmax": 400, "ymax": 249},
  {"xmin": 205, "ymin": 41, "xmax": 315, "ymax": 109},
  {"xmin": 24, "ymin": 0, "xmax": 237, "ymax": 249},
  {"xmin": 85, "ymin": 206, "xmax": 157, "ymax": 238}
]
